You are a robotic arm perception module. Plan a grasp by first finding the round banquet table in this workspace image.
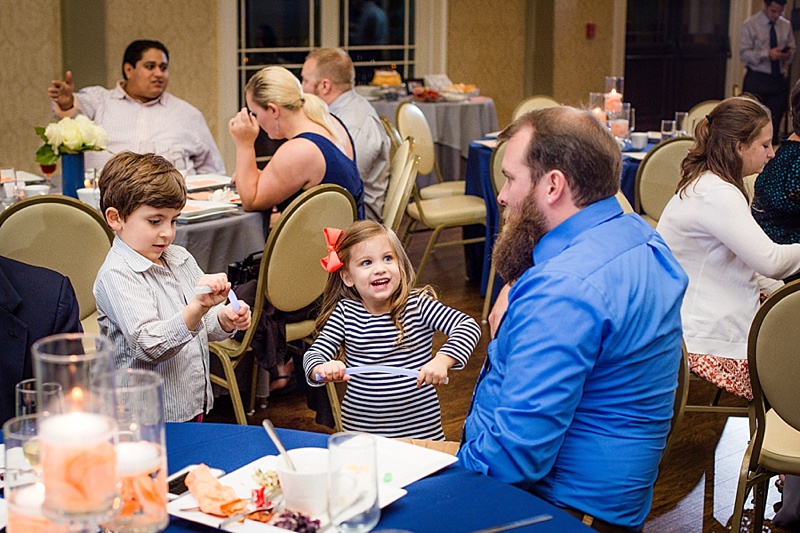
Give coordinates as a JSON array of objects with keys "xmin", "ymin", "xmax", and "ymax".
[{"xmin": 164, "ymin": 422, "xmax": 592, "ymax": 533}]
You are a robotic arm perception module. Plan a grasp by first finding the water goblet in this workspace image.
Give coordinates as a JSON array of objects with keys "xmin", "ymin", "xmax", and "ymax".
[
  {"xmin": 40, "ymin": 163, "xmax": 57, "ymax": 189},
  {"xmin": 661, "ymin": 120, "xmax": 677, "ymax": 141},
  {"xmin": 31, "ymin": 333, "xmax": 118, "ymax": 532},
  {"xmin": 328, "ymin": 432, "xmax": 380, "ymax": 533},
  {"xmin": 16, "ymin": 379, "xmax": 63, "ymax": 417},
  {"xmin": 674, "ymin": 112, "xmax": 689, "ymax": 137}
]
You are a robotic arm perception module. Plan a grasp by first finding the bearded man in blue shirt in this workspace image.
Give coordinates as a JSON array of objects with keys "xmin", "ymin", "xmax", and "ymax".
[{"xmin": 458, "ymin": 106, "xmax": 688, "ymax": 532}]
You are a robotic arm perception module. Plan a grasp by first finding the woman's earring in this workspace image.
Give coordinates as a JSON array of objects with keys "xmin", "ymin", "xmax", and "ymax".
[{"xmin": 275, "ymin": 118, "xmax": 280, "ymax": 137}]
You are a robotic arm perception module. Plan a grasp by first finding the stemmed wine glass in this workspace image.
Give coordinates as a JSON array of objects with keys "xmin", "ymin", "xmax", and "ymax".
[{"xmin": 39, "ymin": 163, "xmax": 56, "ymax": 189}]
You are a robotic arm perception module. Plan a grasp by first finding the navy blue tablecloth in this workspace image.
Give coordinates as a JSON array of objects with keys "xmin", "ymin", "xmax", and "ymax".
[
  {"xmin": 164, "ymin": 422, "xmax": 592, "ymax": 532},
  {"xmin": 465, "ymin": 139, "xmax": 657, "ymax": 301}
]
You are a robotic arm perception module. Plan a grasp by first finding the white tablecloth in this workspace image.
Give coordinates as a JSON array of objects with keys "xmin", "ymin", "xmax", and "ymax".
[{"xmin": 371, "ymin": 97, "xmax": 499, "ymax": 182}]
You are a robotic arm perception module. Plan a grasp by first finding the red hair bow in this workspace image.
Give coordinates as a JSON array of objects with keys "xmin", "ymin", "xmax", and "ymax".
[{"xmin": 320, "ymin": 227, "xmax": 344, "ymax": 273}]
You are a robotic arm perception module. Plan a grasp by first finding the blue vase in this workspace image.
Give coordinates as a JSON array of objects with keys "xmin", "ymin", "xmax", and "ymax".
[{"xmin": 61, "ymin": 153, "xmax": 85, "ymax": 199}]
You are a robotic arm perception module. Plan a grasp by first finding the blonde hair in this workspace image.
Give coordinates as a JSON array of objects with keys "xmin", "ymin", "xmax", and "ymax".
[
  {"xmin": 677, "ymin": 96, "xmax": 771, "ymax": 201},
  {"xmin": 99, "ymin": 151, "xmax": 186, "ymax": 219},
  {"xmin": 246, "ymin": 66, "xmax": 343, "ymax": 145},
  {"xmin": 315, "ymin": 220, "xmax": 436, "ymax": 344}
]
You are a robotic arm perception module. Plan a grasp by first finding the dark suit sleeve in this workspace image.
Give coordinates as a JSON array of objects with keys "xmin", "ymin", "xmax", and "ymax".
[{"xmin": 55, "ymin": 277, "xmax": 82, "ymax": 334}]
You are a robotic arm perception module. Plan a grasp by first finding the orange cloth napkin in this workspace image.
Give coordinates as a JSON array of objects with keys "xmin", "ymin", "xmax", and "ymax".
[{"xmin": 185, "ymin": 464, "xmax": 248, "ymax": 517}]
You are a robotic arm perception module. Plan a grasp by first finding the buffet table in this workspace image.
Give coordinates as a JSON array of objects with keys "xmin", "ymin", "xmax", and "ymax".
[{"xmin": 164, "ymin": 422, "xmax": 592, "ymax": 533}]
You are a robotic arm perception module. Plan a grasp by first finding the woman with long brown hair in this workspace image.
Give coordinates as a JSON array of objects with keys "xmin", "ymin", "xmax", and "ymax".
[{"xmin": 657, "ymin": 96, "xmax": 800, "ymax": 400}]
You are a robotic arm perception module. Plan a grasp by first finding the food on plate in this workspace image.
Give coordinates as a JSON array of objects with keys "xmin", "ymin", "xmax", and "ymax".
[
  {"xmin": 252, "ymin": 467, "xmax": 281, "ymax": 491},
  {"xmin": 271, "ymin": 510, "xmax": 321, "ymax": 532},
  {"xmin": 412, "ymin": 86, "xmax": 441, "ymax": 102},
  {"xmin": 185, "ymin": 464, "xmax": 247, "ymax": 517},
  {"xmin": 371, "ymin": 68, "xmax": 402, "ymax": 86},
  {"xmin": 444, "ymin": 83, "xmax": 477, "ymax": 94},
  {"xmin": 208, "ymin": 186, "xmax": 237, "ymax": 203}
]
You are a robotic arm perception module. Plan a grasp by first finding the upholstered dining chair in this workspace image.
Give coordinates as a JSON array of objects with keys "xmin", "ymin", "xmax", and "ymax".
[
  {"xmin": 481, "ymin": 140, "xmax": 507, "ymax": 322},
  {"xmin": 730, "ymin": 280, "xmax": 800, "ymax": 532},
  {"xmin": 400, "ymin": 182, "xmax": 487, "ymax": 281},
  {"xmin": 634, "ymin": 137, "xmax": 694, "ymax": 227},
  {"xmin": 381, "ymin": 138, "xmax": 420, "ymax": 234},
  {"xmin": 208, "ymin": 185, "xmax": 357, "ymax": 425},
  {"xmin": 380, "ymin": 115, "xmax": 403, "ymax": 161},
  {"xmin": 0, "ymin": 195, "xmax": 114, "ymax": 334},
  {"xmin": 395, "ymin": 102, "xmax": 466, "ymax": 199},
  {"xmin": 685, "ymin": 100, "xmax": 721, "ymax": 136},
  {"xmin": 511, "ymin": 95, "xmax": 560, "ymax": 121}
]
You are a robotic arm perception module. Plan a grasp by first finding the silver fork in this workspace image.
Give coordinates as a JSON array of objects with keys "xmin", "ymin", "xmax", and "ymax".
[{"xmin": 217, "ymin": 495, "xmax": 284, "ymax": 529}]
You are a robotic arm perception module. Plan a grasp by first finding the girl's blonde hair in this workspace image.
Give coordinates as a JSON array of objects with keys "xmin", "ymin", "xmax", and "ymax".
[
  {"xmin": 315, "ymin": 220, "xmax": 435, "ymax": 343},
  {"xmin": 677, "ymin": 96, "xmax": 771, "ymax": 202},
  {"xmin": 246, "ymin": 66, "xmax": 343, "ymax": 145}
]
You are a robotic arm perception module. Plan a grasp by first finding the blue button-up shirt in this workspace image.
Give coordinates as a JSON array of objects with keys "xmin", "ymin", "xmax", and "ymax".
[{"xmin": 458, "ymin": 196, "xmax": 687, "ymax": 530}]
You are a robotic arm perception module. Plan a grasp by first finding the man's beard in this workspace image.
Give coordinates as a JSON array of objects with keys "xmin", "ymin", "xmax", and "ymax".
[{"xmin": 492, "ymin": 191, "xmax": 548, "ymax": 284}]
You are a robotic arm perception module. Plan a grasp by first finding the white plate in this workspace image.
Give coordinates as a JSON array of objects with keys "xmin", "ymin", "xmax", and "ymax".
[
  {"xmin": 185, "ymin": 174, "xmax": 232, "ymax": 192},
  {"xmin": 15, "ymin": 170, "xmax": 45, "ymax": 183},
  {"xmin": 167, "ymin": 455, "xmax": 407, "ymax": 532},
  {"xmin": 179, "ymin": 200, "xmax": 238, "ymax": 223}
]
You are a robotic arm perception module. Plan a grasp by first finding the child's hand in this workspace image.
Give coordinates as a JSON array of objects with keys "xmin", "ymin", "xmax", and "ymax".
[
  {"xmin": 218, "ymin": 299, "xmax": 251, "ymax": 333},
  {"xmin": 194, "ymin": 273, "xmax": 230, "ymax": 309},
  {"xmin": 417, "ymin": 353, "xmax": 456, "ymax": 388},
  {"xmin": 312, "ymin": 361, "xmax": 348, "ymax": 383}
]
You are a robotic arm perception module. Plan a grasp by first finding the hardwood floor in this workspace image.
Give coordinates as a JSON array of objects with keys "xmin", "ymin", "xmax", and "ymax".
[{"xmin": 206, "ymin": 229, "xmax": 792, "ymax": 532}]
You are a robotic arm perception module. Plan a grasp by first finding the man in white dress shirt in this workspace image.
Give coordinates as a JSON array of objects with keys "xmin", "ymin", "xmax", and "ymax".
[
  {"xmin": 740, "ymin": 0, "xmax": 796, "ymax": 144},
  {"xmin": 48, "ymin": 40, "xmax": 225, "ymax": 175},
  {"xmin": 301, "ymin": 48, "xmax": 390, "ymax": 221}
]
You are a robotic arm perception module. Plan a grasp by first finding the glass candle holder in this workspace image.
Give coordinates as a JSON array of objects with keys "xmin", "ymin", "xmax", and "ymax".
[
  {"xmin": 609, "ymin": 103, "xmax": 633, "ymax": 139},
  {"xmin": 605, "ymin": 76, "xmax": 624, "ymax": 95},
  {"xmin": 589, "ymin": 92, "xmax": 607, "ymax": 124},
  {"xmin": 4, "ymin": 414, "xmax": 69, "ymax": 533},
  {"xmin": 102, "ymin": 369, "xmax": 169, "ymax": 533},
  {"xmin": 31, "ymin": 333, "xmax": 118, "ymax": 529}
]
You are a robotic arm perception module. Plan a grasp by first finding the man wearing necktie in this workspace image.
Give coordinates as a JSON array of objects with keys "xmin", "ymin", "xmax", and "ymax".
[{"xmin": 741, "ymin": 0, "xmax": 796, "ymax": 145}]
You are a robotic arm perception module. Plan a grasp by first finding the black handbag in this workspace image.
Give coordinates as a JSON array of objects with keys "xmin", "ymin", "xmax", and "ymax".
[{"xmin": 227, "ymin": 250, "xmax": 263, "ymax": 286}]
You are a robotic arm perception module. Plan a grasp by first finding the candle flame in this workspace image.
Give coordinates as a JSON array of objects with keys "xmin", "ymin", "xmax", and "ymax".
[{"xmin": 71, "ymin": 387, "xmax": 84, "ymax": 403}]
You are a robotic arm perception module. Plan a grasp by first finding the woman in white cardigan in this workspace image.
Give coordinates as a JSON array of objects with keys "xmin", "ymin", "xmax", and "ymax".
[{"xmin": 657, "ymin": 96, "xmax": 800, "ymax": 400}]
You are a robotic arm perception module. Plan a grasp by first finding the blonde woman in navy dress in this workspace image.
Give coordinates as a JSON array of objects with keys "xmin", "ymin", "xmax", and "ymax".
[{"xmin": 303, "ymin": 221, "xmax": 481, "ymax": 440}]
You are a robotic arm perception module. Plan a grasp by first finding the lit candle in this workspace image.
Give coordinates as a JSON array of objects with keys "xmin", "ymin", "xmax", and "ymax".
[
  {"xmin": 39, "ymin": 412, "xmax": 117, "ymax": 515},
  {"xmin": 604, "ymin": 89, "xmax": 623, "ymax": 112},
  {"xmin": 109, "ymin": 441, "xmax": 168, "ymax": 530}
]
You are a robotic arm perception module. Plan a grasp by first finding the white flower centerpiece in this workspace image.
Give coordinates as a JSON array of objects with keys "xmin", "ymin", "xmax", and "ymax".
[
  {"xmin": 34, "ymin": 116, "xmax": 107, "ymax": 198},
  {"xmin": 35, "ymin": 115, "xmax": 108, "ymax": 165}
]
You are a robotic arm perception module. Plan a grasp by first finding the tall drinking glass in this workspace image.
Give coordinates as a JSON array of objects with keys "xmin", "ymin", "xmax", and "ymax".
[
  {"xmin": 4, "ymin": 414, "xmax": 68, "ymax": 533},
  {"xmin": 328, "ymin": 432, "xmax": 380, "ymax": 533},
  {"xmin": 16, "ymin": 378, "xmax": 63, "ymax": 417},
  {"xmin": 102, "ymin": 369, "xmax": 169, "ymax": 533},
  {"xmin": 31, "ymin": 333, "xmax": 118, "ymax": 531}
]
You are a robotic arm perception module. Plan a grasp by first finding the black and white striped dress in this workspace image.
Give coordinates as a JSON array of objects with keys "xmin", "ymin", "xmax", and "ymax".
[{"xmin": 303, "ymin": 291, "xmax": 481, "ymax": 440}]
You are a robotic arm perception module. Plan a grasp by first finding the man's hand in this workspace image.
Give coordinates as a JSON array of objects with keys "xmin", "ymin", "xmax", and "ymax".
[
  {"xmin": 769, "ymin": 46, "xmax": 790, "ymax": 62},
  {"xmin": 49, "ymin": 71, "xmax": 75, "ymax": 111}
]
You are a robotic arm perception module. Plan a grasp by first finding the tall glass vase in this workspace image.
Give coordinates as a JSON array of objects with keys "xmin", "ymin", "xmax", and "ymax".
[{"xmin": 61, "ymin": 153, "xmax": 85, "ymax": 199}]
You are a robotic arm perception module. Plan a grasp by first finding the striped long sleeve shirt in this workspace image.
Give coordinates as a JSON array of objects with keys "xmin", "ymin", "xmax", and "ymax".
[{"xmin": 303, "ymin": 291, "xmax": 481, "ymax": 440}]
